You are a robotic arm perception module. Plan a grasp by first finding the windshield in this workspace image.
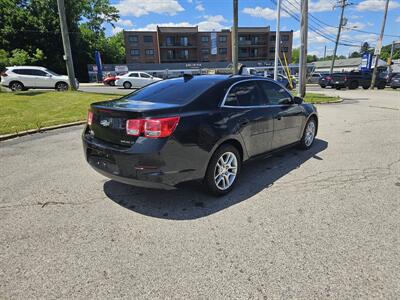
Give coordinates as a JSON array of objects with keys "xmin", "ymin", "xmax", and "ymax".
[
  {"xmin": 46, "ymin": 69, "xmax": 60, "ymax": 76},
  {"xmin": 121, "ymin": 77, "xmax": 221, "ymax": 105}
]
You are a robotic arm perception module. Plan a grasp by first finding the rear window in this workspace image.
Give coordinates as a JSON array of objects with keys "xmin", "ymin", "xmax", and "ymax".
[{"xmin": 122, "ymin": 78, "xmax": 219, "ymax": 104}]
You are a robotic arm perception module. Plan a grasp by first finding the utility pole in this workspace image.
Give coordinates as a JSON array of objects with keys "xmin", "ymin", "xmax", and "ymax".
[
  {"xmin": 298, "ymin": 0, "xmax": 308, "ymax": 97},
  {"xmin": 274, "ymin": 0, "xmax": 281, "ymax": 80},
  {"xmin": 330, "ymin": 0, "xmax": 348, "ymax": 74},
  {"xmin": 323, "ymin": 45, "xmax": 327, "ymax": 60},
  {"xmin": 370, "ymin": 0, "xmax": 389, "ymax": 89},
  {"xmin": 57, "ymin": 0, "xmax": 77, "ymax": 90},
  {"xmin": 232, "ymin": 0, "xmax": 239, "ymax": 74},
  {"xmin": 388, "ymin": 41, "xmax": 395, "ymax": 75}
]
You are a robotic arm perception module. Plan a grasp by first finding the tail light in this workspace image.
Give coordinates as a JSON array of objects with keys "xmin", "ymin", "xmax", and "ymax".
[
  {"xmin": 344, "ymin": 76, "xmax": 347, "ymax": 81},
  {"xmin": 87, "ymin": 111, "xmax": 93, "ymax": 125},
  {"xmin": 326, "ymin": 76, "xmax": 331, "ymax": 80},
  {"xmin": 126, "ymin": 116, "xmax": 180, "ymax": 138},
  {"xmin": 0, "ymin": 71, "xmax": 7, "ymax": 77}
]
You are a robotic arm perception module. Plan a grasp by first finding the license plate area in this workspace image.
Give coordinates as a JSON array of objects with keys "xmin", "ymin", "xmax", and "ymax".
[{"xmin": 88, "ymin": 148, "xmax": 119, "ymax": 174}]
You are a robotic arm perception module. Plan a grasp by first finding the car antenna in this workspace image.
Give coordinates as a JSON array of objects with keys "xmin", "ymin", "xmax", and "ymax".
[{"xmin": 183, "ymin": 73, "xmax": 193, "ymax": 81}]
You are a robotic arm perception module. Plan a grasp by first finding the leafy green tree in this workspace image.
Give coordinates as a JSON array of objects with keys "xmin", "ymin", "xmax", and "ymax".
[
  {"xmin": 349, "ymin": 51, "xmax": 361, "ymax": 58},
  {"xmin": 292, "ymin": 48, "xmax": 300, "ymax": 63},
  {"xmin": 0, "ymin": 0, "xmax": 119, "ymax": 81}
]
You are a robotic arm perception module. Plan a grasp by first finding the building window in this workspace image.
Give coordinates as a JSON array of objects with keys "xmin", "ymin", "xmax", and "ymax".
[
  {"xmin": 167, "ymin": 50, "xmax": 174, "ymax": 59},
  {"xmin": 269, "ymin": 47, "xmax": 275, "ymax": 53},
  {"xmin": 179, "ymin": 49, "xmax": 189, "ymax": 59},
  {"xmin": 143, "ymin": 35, "xmax": 153, "ymax": 43},
  {"xmin": 201, "ymin": 48, "xmax": 210, "ymax": 55},
  {"xmin": 145, "ymin": 49, "xmax": 154, "ymax": 56},
  {"xmin": 130, "ymin": 49, "xmax": 140, "ymax": 56},
  {"xmin": 219, "ymin": 48, "xmax": 227, "ymax": 55},
  {"xmin": 180, "ymin": 36, "xmax": 188, "ymax": 46},
  {"xmin": 270, "ymin": 35, "xmax": 276, "ymax": 41},
  {"xmin": 219, "ymin": 35, "xmax": 227, "ymax": 43},
  {"xmin": 281, "ymin": 47, "xmax": 289, "ymax": 52},
  {"xmin": 166, "ymin": 36, "xmax": 175, "ymax": 46},
  {"xmin": 128, "ymin": 35, "xmax": 139, "ymax": 43},
  {"xmin": 201, "ymin": 36, "xmax": 209, "ymax": 43},
  {"xmin": 281, "ymin": 35, "xmax": 289, "ymax": 41},
  {"xmin": 239, "ymin": 36, "xmax": 247, "ymax": 42}
]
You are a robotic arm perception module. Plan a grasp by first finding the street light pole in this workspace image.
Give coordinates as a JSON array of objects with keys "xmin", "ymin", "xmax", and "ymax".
[
  {"xmin": 274, "ymin": 0, "xmax": 281, "ymax": 80},
  {"xmin": 298, "ymin": 0, "xmax": 308, "ymax": 97},
  {"xmin": 330, "ymin": 0, "xmax": 346, "ymax": 75},
  {"xmin": 370, "ymin": 0, "xmax": 389, "ymax": 89},
  {"xmin": 232, "ymin": 0, "xmax": 239, "ymax": 74},
  {"xmin": 57, "ymin": 0, "xmax": 77, "ymax": 90}
]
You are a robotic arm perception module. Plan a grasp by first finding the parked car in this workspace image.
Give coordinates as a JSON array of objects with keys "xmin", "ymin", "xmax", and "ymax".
[
  {"xmin": 83, "ymin": 75, "xmax": 318, "ymax": 195},
  {"xmin": 390, "ymin": 73, "xmax": 400, "ymax": 89},
  {"xmin": 308, "ymin": 73, "xmax": 324, "ymax": 84},
  {"xmin": 318, "ymin": 74, "xmax": 334, "ymax": 88},
  {"xmin": 384, "ymin": 72, "xmax": 399, "ymax": 86},
  {"xmin": 103, "ymin": 75, "xmax": 117, "ymax": 86},
  {"xmin": 0, "ymin": 66, "xmax": 78, "ymax": 91},
  {"xmin": 115, "ymin": 71, "xmax": 162, "ymax": 89},
  {"xmin": 331, "ymin": 71, "xmax": 386, "ymax": 90},
  {"xmin": 265, "ymin": 74, "xmax": 297, "ymax": 90}
]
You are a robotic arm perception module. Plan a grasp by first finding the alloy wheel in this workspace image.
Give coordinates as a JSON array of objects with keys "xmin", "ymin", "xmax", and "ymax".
[
  {"xmin": 214, "ymin": 152, "xmax": 238, "ymax": 190},
  {"xmin": 305, "ymin": 121, "xmax": 316, "ymax": 147}
]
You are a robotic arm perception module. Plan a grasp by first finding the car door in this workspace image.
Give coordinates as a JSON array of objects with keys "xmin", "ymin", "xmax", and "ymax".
[
  {"xmin": 139, "ymin": 72, "xmax": 153, "ymax": 87},
  {"xmin": 222, "ymin": 80, "xmax": 277, "ymax": 157},
  {"xmin": 258, "ymin": 81, "xmax": 306, "ymax": 149},
  {"xmin": 128, "ymin": 72, "xmax": 140, "ymax": 87},
  {"xmin": 31, "ymin": 69, "xmax": 52, "ymax": 88},
  {"xmin": 13, "ymin": 69, "xmax": 36, "ymax": 87}
]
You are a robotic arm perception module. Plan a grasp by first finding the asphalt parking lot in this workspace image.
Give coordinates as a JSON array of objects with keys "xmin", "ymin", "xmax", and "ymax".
[{"xmin": 1, "ymin": 88, "xmax": 399, "ymax": 299}]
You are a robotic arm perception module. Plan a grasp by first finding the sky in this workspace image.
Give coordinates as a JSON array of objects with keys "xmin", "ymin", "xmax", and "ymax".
[{"xmin": 105, "ymin": 0, "xmax": 400, "ymax": 58}]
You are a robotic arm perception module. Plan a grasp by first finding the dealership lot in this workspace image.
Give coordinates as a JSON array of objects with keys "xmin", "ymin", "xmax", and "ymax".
[{"xmin": 0, "ymin": 89, "xmax": 399, "ymax": 298}]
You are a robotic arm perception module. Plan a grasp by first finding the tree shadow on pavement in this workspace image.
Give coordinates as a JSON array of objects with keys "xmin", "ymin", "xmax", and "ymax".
[{"xmin": 103, "ymin": 139, "xmax": 328, "ymax": 220}]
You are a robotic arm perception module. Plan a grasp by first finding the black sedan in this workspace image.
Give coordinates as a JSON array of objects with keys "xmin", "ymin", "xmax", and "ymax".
[
  {"xmin": 390, "ymin": 74, "xmax": 400, "ymax": 89},
  {"xmin": 82, "ymin": 75, "xmax": 318, "ymax": 195}
]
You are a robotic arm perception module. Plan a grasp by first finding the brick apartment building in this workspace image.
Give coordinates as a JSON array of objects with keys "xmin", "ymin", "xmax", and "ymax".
[{"xmin": 123, "ymin": 26, "xmax": 293, "ymax": 65}]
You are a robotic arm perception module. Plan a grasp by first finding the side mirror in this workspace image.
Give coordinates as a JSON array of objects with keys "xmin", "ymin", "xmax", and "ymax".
[
  {"xmin": 278, "ymin": 98, "xmax": 293, "ymax": 105},
  {"xmin": 293, "ymin": 96, "xmax": 303, "ymax": 104}
]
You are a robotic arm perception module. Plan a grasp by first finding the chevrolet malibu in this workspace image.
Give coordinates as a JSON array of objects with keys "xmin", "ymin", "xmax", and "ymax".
[{"xmin": 82, "ymin": 75, "xmax": 318, "ymax": 195}]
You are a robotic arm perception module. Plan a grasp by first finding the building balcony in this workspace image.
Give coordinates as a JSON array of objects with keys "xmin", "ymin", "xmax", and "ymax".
[
  {"xmin": 159, "ymin": 43, "xmax": 197, "ymax": 48},
  {"xmin": 238, "ymin": 41, "xmax": 268, "ymax": 47}
]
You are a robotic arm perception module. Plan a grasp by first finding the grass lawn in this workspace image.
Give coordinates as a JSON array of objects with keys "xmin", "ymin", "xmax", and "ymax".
[
  {"xmin": 303, "ymin": 92, "xmax": 340, "ymax": 104},
  {"xmin": 0, "ymin": 91, "xmax": 119, "ymax": 135},
  {"xmin": 0, "ymin": 89, "xmax": 339, "ymax": 136}
]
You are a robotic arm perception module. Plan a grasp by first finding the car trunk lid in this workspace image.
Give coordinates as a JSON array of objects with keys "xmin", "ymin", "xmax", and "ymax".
[{"xmin": 89, "ymin": 99, "xmax": 181, "ymax": 146}]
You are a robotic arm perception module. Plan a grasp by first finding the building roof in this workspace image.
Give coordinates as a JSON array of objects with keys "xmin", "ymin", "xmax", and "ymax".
[
  {"xmin": 237, "ymin": 27, "xmax": 270, "ymax": 33},
  {"xmin": 313, "ymin": 57, "xmax": 387, "ymax": 69},
  {"xmin": 157, "ymin": 26, "xmax": 198, "ymax": 33}
]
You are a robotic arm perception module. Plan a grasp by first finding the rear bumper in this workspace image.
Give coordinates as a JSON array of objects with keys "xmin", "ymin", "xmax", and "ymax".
[{"xmin": 82, "ymin": 129, "xmax": 207, "ymax": 189}]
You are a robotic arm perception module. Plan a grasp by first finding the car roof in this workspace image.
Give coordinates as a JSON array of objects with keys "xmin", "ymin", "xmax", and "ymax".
[{"xmin": 8, "ymin": 66, "xmax": 47, "ymax": 70}]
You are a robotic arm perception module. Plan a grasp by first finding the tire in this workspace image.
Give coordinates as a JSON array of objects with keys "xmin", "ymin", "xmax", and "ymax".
[
  {"xmin": 377, "ymin": 82, "xmax": 385, "ymax": 90},
  {"xmin": 392, "ymin": 87, "xmax": 397, "ymax": 89},
  {"xmin": 55, "ymin": 82, "xmax": 68, "ymax": 91},
  {"xmin": 320, "ymin": 85, "xmax": 326, "ymax": 88},
  {"xmin": 109, "ymin": 80, "xmax": 115, "ymax": 86},
  {"xmin": 362, "ymin": 85, "xmax": 369, "ymax": 90},
  {"xmin": 204, "ymin": 144, "xmax": 241, "ymax": 196},
  {"xmin": 9, "ymin": 81, "xmax": 24, "ymax": 92},
  {"xmin": 299, "ymin": 117, "xmax": 317, "ymax": 150},
  {"xmin": 123, "ymin": 81, "xmax": 132, "ymax": 89},
  {"xmin": 348, "ymin": 81, "xmax": 359, "ymax": 90},
  {"xmin": 335, "ymin": 86, "xmax": 341, "ymax": 90}
]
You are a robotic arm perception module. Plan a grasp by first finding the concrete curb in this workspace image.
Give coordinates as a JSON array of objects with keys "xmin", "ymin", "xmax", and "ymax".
[
  {"xmin": 0, "ymin": 121, "xmax": 85, "ymax": 142},
  {"xmin": 311, "ymin": 98, "xmax": 343, "ymax": 105}
]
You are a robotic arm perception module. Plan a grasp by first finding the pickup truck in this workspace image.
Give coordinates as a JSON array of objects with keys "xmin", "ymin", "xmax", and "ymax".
[{"xmin": 331, "ymin": 71, "xmax": 386, "ymax": 90}]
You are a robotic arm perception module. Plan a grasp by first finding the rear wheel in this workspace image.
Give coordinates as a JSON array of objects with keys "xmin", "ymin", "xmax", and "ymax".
[
  {"xmin": 362, "ymin": 85, "xmax": 369, "ymax": 90},
  {"xmin": 320, "ymin": 84, "xmax": 326, "ymax": 88},
  {"xmin": 10, "ymin": 81, "xmax": 24, "ymax": 92},
  {"xmin": 377, "ymin": 82, "xmax": 385, "ymax": 90},
  {"xmin": 204, "ymin": 144, "xmax": 241, "ymax": 196},
  {"xmin": 109, "ymin": 80, "xmax": 115, "ymax": 86},
  {"xmin": 299, "ymin": 118, "xmax": 317, "ymax": 150},
  {"xmin": 55, "ymin": 82, "xmax": 68, "ymax": 91},
  {"xmin": 123, "ymin": 81, "xmax": 132, "ymax": 89}
]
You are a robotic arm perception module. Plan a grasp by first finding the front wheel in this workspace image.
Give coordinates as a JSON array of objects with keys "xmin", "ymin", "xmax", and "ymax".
[
  {"xmin": 299, "ymin": 118, "xmax": 317, "ymax": 150},
  {"xmin": 204, "ymin": 145, "xmax": 241, "ymax": 196},
  {"xmin": 377, "ymin": 82, "xmax": 385, "ymax": 90},
  {"xmin": 56, "ymin": 82, "xmax": 68, "ymax": 91},
  {"xmin": 362, "ymin": 85, "xmax": 369, "ymax": 90}
]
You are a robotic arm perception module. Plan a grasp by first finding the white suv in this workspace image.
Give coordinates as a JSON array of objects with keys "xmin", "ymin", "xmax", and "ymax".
[
  {"xmin": 115, "ymin": 71, "xmax": 162, "ymax": 89},
  {"xmin": 0, "ymin": 66, "xmax": 79, "ymax": 91}
]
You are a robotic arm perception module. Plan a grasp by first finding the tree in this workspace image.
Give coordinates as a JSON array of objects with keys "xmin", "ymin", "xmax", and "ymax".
[
  {"xmin": 350, "ymin": 51, "xmax": 361, "ymax": 58},
  {"xmin": 0, "ymin": 48, "xmax": 45, "ymax": 70},
  {"xmin": 292, "ymin": 48, "xmax": 300, "ymax": 63},
  {"xmin": 0, "ymin": 0, "xmax": 119, "ymax": 81}
]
